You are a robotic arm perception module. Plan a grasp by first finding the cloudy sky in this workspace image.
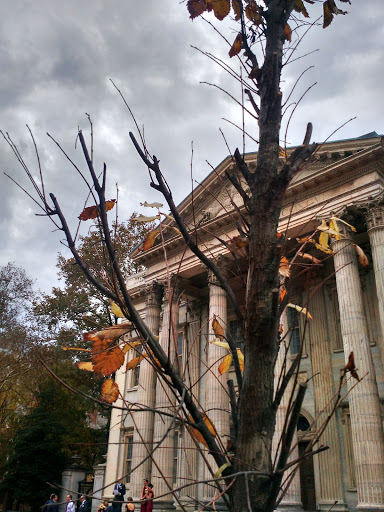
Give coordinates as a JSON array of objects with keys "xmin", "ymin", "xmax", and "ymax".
[{"xmin": 0, "ymin": 0, "xmax": 382, "ymax": 294}]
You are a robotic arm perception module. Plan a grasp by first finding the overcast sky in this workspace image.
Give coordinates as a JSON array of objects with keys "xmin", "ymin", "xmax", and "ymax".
[{"xmin": 0, "ymin": 0, "xmax": 383, "ymax": 295}]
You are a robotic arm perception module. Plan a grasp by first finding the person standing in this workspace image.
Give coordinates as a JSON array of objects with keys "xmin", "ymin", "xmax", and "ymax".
[
  {"xmin": 113, "ymin": 479, "xmax": 126, "ymax": 512},
  {"xmin": 79, "ymin": 495, "xmax": 90, "ymax": 512},
  {"xmin": 125, "ymin": 497, "xmax": 135, "ymax": 512},
  {"xmin": 140, "ymin": 480, "xmax": 154, "ymax": 512},
  {"xmin": 44, "ymin": 494, "xmax": 59, "ymax": 512},
  {"xmin": 66, "ymin": 495, "xmax": 76, "ymax": 512}
]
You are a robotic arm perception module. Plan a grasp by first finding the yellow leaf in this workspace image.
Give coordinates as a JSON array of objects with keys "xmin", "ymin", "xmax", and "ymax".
[
  {"xmin": 218, "ymin": 354, "xmax": 233, "ymax": 375},
  {"xmin": 121, "ymin": 341, "xmax": 142, "ymax": 354},
  {"xmin": 62, "ymin": 347, "xmax": 91, "ymax": 352},
  {"xmin": 101, "ymin": 378, "xmax": 119, "ymax": 403},
  {"xmin": 279, "ymin": 147, "xmax": 287, "ymax": 158},
  {"xmin": 330, "ymin": 216, "xmax": 356, "ymax": 232},
  {"xmin": 109, "ymin": 299, "xmax": 125, "ymax": 318},
  {"xmin": 237, "ymin": 348, "xmax": 244, "ymax": 372},
  {"xmin": 329, "ymin": 219, "xmax": 339, "ymax": 233},
  {"xmin": 212, "ymin": 316, "xmax": 225, "ymax": 340},
  {"xmin": 76, "ymin": 361, "xmax": 94, "ymax": 372},
  {"xmin": 287, "ymin": 303, "xmax": 313, "ymax": 320},
  {"xmin": 319, "ymin": 231, "xmax": 329, "ymax": 249},
  {"xmin": 212, "ymin": 339, "xmax": 230, "ymax": 349},
  {"xmin": 314, "ymin": 243, "xmax": 333, "ymax": 254},
  {"xmin": 126, "ymin": 355, "xmax": 144, "ymax": 371},
  {"xmin": 214, "ymin": 462, "xmax": 232, "ymax": 478},
  {"xmin": 317, "ymin": 224, "xmax": 343, "ymax": 238},
  {"xmin": 354, "ymin": 244, "xmax": 369, "ymax": 267}
]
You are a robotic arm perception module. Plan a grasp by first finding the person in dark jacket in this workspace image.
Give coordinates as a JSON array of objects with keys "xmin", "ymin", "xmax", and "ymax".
[
  {"xmin": 113, "ymin": 479, "xmax": 126, "ymax": 512},
  {"xmin": 44, "ymin": 494, "xmax": 59, "ymax": 512},
  {"xmin": 79, "ymin": 495, "xmax": 90, "ymax": 512}
]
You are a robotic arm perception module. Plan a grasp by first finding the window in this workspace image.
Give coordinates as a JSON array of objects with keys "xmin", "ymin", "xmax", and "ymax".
[
  {"xmin": 177, "ymin": 333, "xmax": 183, "ymax": 370},
  {"xmin": 124, "ymin": 433, "xmax": 134, "ymax": 484},
  {"xmin": 132, "ymin": 345, "xmax": 142, "ymax": 388},
  {"xmin": 342, "ymin": 408, "xmax": 356, "ymax": 490},
  {"xmin": 286, "ymin": 307, "xmax": 301, "ymax": 355}
]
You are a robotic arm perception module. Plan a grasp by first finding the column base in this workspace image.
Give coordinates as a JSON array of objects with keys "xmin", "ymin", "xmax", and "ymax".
[
  {"xmin": 276, "ymin": 501, "xmax": 303, "ymax": 512},
  {"xmin": 153, "ymin": 500, "xmax": 176, "ymax": 511},
  {"xmin": 317, "ymin": 501, "xmax": 348, "ymax": 512},
  {"xmin": 357, "ymin": 505, "xmax": 384, "ymax": 512}
]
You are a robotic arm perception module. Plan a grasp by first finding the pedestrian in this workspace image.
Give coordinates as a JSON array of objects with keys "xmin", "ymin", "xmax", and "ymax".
[
  {"xmin": 44, "ymin": 494, "xmax": 59, "ymax": 512},
  {"xmin": 78, "ymin": 495, "xmax": 90, "ymax": 512},
  {"xmin": 66, "ymin": 495, "xmax": 76, "ymax": 512},
  {"xmin": 140, "ymin": 480, "xmax": 154, "ymax": 512},
  {"xmin": 113, "ymin": 478, "xmax": 126, "ymax": 512},
  {"xmin": 125, "ymin": 497, "xmax": 135, "ymax": 512},
  {"xmin": 106, "ymin": 499, "xmax": 119, "ymax": 512},
  {"xmin": 97, "ymin": 500, "xmax": 109, "ymax": 512}
]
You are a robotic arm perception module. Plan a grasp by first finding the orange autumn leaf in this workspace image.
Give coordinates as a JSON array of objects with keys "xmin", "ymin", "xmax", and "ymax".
[
  {"xmin": 126, "ymin": 355, "xmax": 145, "ymax": 371},
  {"xmin": 101, "ymin": 378, "xmax": 120, "ymax": 403},
  {"xmin": 92, "ymin": 337, "xmax": 125, "ymax": 376},
  {"xmin": 139, "ymin": 229, "xmax": 159, "ymax": 252},
  {"xmin": 188, "ymin": 412, "xmax": 217, "ymax": 447},
  {"xmin": 212, "ymin": 316, "xmax": 225, "ymax": 341},
  {"xmin": 344, "ymin": 351, "xmax": 360, "ymax": 381},
  {"xmin": 218, "ymin": 354, "xmax": 233, "ymax": 375},
  {"xmin": 76, "ymin": 361, "xmax": 94, "ymax": 372},
  {"xmin": 284, "ymin": 23, "xmax": 292, "ymax": 42},
  {"xmin": 121, "ymin": 341, "xmax": 142, "ymax": 355},
  {"xmin": 78, "ymin": 199, "xmax": 116, "ymax": 221},
  {"xmin": 229, "ymin": 33, "xmax": 242, "ymax": 58},
  {"xmin": 280, "ymin": 285, "xmax": 287, "ymax": 304},
  {"xmin": 298, "ymin": 252, "xmax": 321, "ymax": 265},
  {"xmin": 279, "ymin": 256, "xmax": 290, "ymax": 278}
]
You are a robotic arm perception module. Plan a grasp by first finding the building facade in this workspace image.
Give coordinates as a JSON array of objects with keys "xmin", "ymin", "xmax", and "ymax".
[{"xmin": 93, "ymin": 133, "xmax": 384, "ymax": 512}]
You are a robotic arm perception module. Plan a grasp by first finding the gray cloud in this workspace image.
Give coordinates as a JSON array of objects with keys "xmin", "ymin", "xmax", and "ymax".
[{"xmin": 0, "ymin": 0, "xmax": 382, "ymax": 293}]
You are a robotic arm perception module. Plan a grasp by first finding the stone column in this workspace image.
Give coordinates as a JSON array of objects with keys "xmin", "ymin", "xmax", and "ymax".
[
  {"xmin": 273, "ymin": 313, "xmax": 302, "ymax": 512},
  {"xmin": 179, "ymin": 301, "xmax": 201, "ymax": 511},
  {"xmin": 309, "ymin": 284, "xmax": 347, "ymax": 511},
  {"xmin": 332, "ymin": 231, "xmax": 384, "ymax": 511},
  {"xmin": 130, "ymin": 281, "xmax": 163, "ymax": 499},
  {"xmin": 365, "ymin": 203, "xmax": 384, "ymax": 369},
  {"xmin": 203, "ymin": 269, "xmax": 230, "ymax": 508},
  {"xmin": 103, "ymin": 363, "xmax": 129, "ymax": 497},
  {"xmin": 92, "ymin": 464, "xmax": 106, "ymax": 512},
  {"xmin": 151, "ymin": 277, "xmax": 181, "ymax": 510}
]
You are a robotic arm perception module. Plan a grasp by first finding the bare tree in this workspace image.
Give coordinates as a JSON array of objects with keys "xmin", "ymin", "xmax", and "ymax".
[{"xmin": 3, "ymin": 1, "xmax": 356, "ymax": 511}]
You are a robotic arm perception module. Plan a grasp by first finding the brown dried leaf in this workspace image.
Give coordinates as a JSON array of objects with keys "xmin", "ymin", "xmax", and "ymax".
[
  {"xmin": 229, "ymin": 33, "xmax": 242, "ymax": 58},
  {"xmin": 298, "ymin": 252, "xmax": 321, "ymax": 265},
  {"xmin": 245, "ymin": 1, "xmax": 262, "ymax": 24},
  {"xmin": 212, "ymin": 316, "xmax": 225, "ymax": 340},
  {"xmin": 78, "ymin": 200, "xmax": 116, "ymax": 221},
  {"xmin": 92, "ymin": 337, "xmax": 125, "ymax": 376},
  {"xmin": 232, "ymin": 0, "xmax": 241, "ymax": 20},
  {"xmin": 294, "ymin": 0, "xmax": 309, "ymax": 17},
  {"xmin": 344, "ymin": 351, "xmax": 360, "ymax": 381},
  {"xmin": 85, "ymin": 324, "xmax": 131, "ymax": 343},
  {"xmin": 212, "ymin": 0, "xmax": 231, "ymax": 20},
  {"xmin": 187, "ymin": 0, "xmax": 208, "ymax": 18},
  {"xmin": 101, "ymin": 378, "xmax": 120, "ymax": 403}
]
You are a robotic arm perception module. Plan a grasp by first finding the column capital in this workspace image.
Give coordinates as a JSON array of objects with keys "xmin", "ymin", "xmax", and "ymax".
[
  {"xmin": 207, "ymin": 255, "xmax": 231, "ymax": 286},
  {"xmin": 187, "ymin": 300, "xmax": 201, "ymax": 323},
  {"xmin": 163, "ymin": 274, "xmax": 184, "ymax": 304},
  {"xmin": 145, "ymin": 280, "xmax": 163, "ymax": 307}
]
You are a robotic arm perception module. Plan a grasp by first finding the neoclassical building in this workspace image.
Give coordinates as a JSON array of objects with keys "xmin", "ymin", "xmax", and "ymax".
[{"xmin": 92, "ymin": 132, "xmax": 384, "ymax": 512}]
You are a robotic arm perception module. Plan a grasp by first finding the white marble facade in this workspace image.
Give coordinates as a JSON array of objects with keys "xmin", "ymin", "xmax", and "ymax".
[{"xmin": 94, "ymin": 133, "xmax": 384, "ymax": 512}]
